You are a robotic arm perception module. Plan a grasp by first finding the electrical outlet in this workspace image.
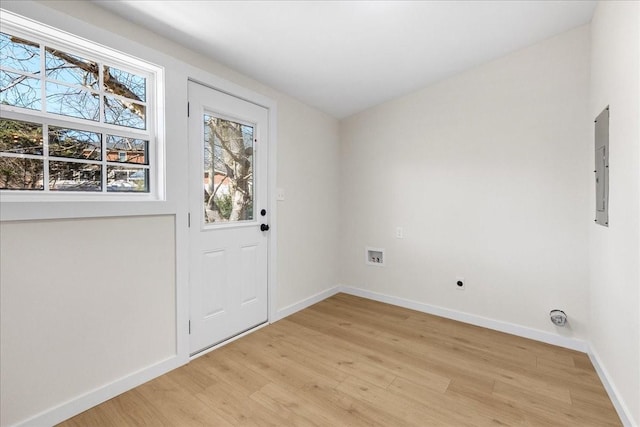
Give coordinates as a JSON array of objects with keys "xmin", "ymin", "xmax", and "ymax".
[
  {"xmin": 455, "ymin": 276, "xmax": 465, "ymax": 290},
  {"xmin": 396, "ymin": 227, "xmax": 404, "ymax": 239}
]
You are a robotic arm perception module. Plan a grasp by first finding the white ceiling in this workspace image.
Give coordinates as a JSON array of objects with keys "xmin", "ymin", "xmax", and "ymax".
[{"xmin": 93, "ymin": 0, "xmax": 597, "ymax": 118}]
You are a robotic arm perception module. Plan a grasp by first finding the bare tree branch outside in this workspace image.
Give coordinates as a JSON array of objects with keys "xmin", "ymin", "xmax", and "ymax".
[{"xmin": 203, "ymin": 115, "xmax": 254, "ymax": 222}]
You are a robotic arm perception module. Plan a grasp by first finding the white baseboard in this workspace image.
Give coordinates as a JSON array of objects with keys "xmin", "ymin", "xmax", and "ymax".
[
  {"xmin": 588, "ymin": 346, "xmax": 636, "ymax": 427},
  {"xmin": 11, "ymin": 286, "xmax": 341, "ymax": 427},
  {"xmin": 273, "ymin": 285, "xmax": 341, "ymax": 322},
  {"xmin": 15, "ymin": 286, "xmax": 632, "ymax": 427},
  {"xmin": 13, "ymin": 355, "xmax": 186, "ymax": 427},
  {"xmin": 340, "ymin": 286, "xmax": 637, "ymax": 425},
  {"xmin": 340, "ymin": 285, "xmax": 588, "ymax": 352}
]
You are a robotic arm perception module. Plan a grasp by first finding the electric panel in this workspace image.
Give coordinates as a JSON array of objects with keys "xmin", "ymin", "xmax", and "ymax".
[{"xmin": 594, "ymin": 106, "xmax": 609, "ymax": 227}]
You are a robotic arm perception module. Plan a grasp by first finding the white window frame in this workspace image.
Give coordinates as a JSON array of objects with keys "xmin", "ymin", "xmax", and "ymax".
[{"xmin": 0, "ymin": 11, "xmax": 165, "ymax": 209}]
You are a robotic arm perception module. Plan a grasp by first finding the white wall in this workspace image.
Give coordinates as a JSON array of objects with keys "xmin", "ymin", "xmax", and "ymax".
[
  {"xmin": 0, "ymin": 1, "xmax": 340, "ymax": 425},
  {"xmin": 2, "ymin": 1, "xmax": 636, "ymax": 425},
  {"xmin": 31, "ymin": 0, "xmax": 342, "ymax": 314},
  {"xmin": 340, "ymin": 26, "xmax": 591, "ymax": 341},
  {"xmin": 276, "ymin": 104, "xmax": 341, "ymax": 309},
  {"xmin": 23, "ymin": 0, "xmax": 342, "ymax": 313},
  {"xmin": 0, "ymin": 216, "xmax": 176, "ymax": 427},
  {"xmin": 589, "ymin": 2, "xmax": 640, "ymax": 425}
]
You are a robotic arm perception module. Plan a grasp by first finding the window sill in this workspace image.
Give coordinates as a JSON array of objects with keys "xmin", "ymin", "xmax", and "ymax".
[{"xmin": 0, "ymin": 198, "xmax": 176, "ymax": 222}]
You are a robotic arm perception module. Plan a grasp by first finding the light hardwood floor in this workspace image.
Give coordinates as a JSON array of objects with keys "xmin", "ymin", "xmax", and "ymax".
[{"xmin": 59, "ymin": 293, "xmax": 621, "ymax": 426}]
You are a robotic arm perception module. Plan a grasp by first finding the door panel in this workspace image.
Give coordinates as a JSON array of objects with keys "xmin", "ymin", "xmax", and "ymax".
[
  {"xmin": 201, "ymin": 249, "xmax": 226, "ymax": 317},
  {"xmin": 188, "ymin": 81, "xmax": 269, "ymax": 355},
  {"xmin": 240, "ymin": 245, "xmax": 258, "ymax": 304}
]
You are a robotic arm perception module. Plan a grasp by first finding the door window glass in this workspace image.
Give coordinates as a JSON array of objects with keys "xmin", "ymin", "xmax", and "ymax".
[{"xmin": 203, "ymin": 114, "xmax": 254, "ymax": 223}]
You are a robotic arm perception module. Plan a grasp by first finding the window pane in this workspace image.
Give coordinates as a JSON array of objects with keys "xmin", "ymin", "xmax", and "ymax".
[
  {"xmin": 104, "ymin": 65, "xmax": 146, "ymax": 102},
  {"xmin": 104, "ymin": 96, "xmax": 145, "ymax": 129},
  {"xmin": 0, "ymin": 118, "xmax": 43, "ymax": 155},
  {"xmin": 0, "ymin": 33, "xmax": 40, "ymax": 74},
  {"xmin": 203, "ymin": 115, "xmax": 254, "ymax": 223},
  {"xmin": 0, "ymin": 70, "xmax": 42, "ymax": 110},
  {"xmin": 0, "ymin": 156, "xmax": 43, "ymax": 190},
  {"xmin": 49, "ymin": 161, "xmax": 101, "ymax": 191},
  {"xmin": 46, "ymin": 81, "xmax": 99, "ymax": 121},
  {"xmin": 106, "ymin": 135, "xmax": 147, "ymax": 164},
  {"xmin": 107, "ymin": 165, "xmax": 148, "ymax": 192},
  {"xmin": 46, "ymin": 47, "xmax": 99, "ymax": 91},
  {"xmin": 49, "ymin": 126, "xmax": 101, "ymax": 160}
]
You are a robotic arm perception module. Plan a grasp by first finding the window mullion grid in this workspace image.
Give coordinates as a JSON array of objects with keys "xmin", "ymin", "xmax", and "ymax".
[
  {"xmin": 0, "ymin": 66, "xmax": 40, "ymax": 79},
  {"xmin": 2, "ymin": 109, "xmax": 148, "ymax": 140},
  {"xmin": 148, "ymin": 136, "xmax": 155, "ymax": 196},
  {"xmin": 98, "ymin": 60, "xmax": 105, "ymax": 126},
  {"xmin": 147, "ymin": 77, "xmax": 154, "ymax": 195},
  {"xmin": 99, "ymin": 61, "xmax": 107, "ymax": 192},
  {"xmin": 39, "ymin": 42, "xmax": 47, "ymax": 118},
  {"xmin": 40, "ymin": 43, "xmax": 49, "ymax": 192},
  {"xmin": 42, "ymin": 122, "xmax": 49, "ymax": 192},
  {"xmin": 48, "ymin": 156, "xmax": 102, "ymax": 166},
  {"xmin": 1, "ymin": 21, "xmax": 158, "ymax": 197},
  {"xmin": 102, "ymin": 91, "xmax": 148, "ymax": 109},
  {"xmin": 101, "ymin": 131, "xmax": 107, "ymax": 192}
]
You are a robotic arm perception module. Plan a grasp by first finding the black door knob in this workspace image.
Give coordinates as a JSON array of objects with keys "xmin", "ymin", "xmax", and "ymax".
[
  {"xmin": 260, "ymin": 209, "xmax": 267, "ymax": 216},
  {"xmin": 260, "ymin": 224, "xmax": 270, "ymax": 231}
]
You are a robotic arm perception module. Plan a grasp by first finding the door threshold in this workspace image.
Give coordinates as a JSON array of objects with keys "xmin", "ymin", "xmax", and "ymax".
[{"xmin": 189, "ymin": 320, "xmax": 269, "ymax": 359}]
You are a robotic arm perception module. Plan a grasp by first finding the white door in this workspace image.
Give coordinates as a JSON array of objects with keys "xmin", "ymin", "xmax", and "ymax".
[{"xmin": 188, "ymin": 81, "xmax": 269, "ymax": 355}]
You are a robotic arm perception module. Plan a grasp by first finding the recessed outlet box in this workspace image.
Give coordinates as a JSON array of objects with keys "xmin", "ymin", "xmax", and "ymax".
[
  {"xmin": 455, "ymin": 276, "xmax": 465, "ymax": 290},
  {"xmin": 366, "ymin": 247, "xmax": 385, "ymax": 266}
]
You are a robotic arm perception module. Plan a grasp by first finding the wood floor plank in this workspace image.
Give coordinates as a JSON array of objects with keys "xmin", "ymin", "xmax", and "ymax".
[
  {"xmin": 195, "ymin": 380, "xmax": 287, "ymax": 426},
  {"xmin": 251, "ymin": 381, "xmax": 356, "ymax": 426},
  {"xmin": 334, "ymin": 375, "xmax": 431, "ymax": 426},
  {"xmin": 289, "ymin": 308, "xmax": 507, "ymax": 390},
  {"xmin": 442, "ymin": 376, "xmax": 528, "ymax": 426},
  {"xmin": 134, "ymin": 374, "xmax": 233, "ymax": 426},
  {"xmin": 59, "ymin": 390, "xmax": 173, "ymax": 427},
  {"xmin": 57, "ymin": 293, "xmax": 621, "ymax": 426},
  {"xmin": 276, "ymin": 317, "xmax": 402, "ymax": 389},
  {"xmin": 388, "ymin": 375, "xmax": 519, "ymax": 427},
  {"xmin": 492, "ymin": 380, "xmax": 617, "ymax": 427}
]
